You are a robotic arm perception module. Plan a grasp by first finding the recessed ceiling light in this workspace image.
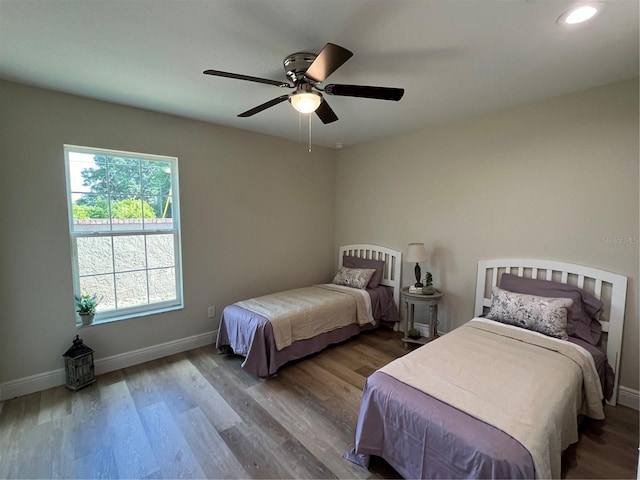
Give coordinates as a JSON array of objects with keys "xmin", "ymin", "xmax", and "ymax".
[
  {"xmin": 566, "ymin": 5, "xmax": 598, "ymax": 23},
  {"xmin": 558, "ymin": 4, "xmax": 601, "ymax": 25}
]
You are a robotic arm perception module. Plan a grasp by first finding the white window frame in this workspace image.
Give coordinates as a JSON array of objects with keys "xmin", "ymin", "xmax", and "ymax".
[{"xmin": 64, "ymin": 145, "xmax": 184, "ymax": 325}]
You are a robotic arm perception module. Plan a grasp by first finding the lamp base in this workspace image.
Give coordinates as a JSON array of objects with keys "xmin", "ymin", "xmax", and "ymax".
[{"xmin": 414, "ymin": 263, "xmax": 423, "ymax": 289}]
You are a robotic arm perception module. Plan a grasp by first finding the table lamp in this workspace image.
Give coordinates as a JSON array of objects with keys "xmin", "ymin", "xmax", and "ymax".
[{"xmin": 406, "ymin": 243, "xmax": 428, "ymax": 287}]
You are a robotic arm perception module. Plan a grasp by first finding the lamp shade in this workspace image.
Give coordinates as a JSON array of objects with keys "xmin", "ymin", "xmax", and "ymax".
[{"xmin": 406, "ymin": 243, "xmax": 428, "ymax": 263}]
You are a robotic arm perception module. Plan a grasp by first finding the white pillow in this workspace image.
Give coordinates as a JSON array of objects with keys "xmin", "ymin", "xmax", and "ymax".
[
  {"xmin": 486, "ymin": 286, "xmax": 573, "ymax": 340},
  {"xmin": 332, "ymin": 267, "xmax": 376, "ymax": 290}
]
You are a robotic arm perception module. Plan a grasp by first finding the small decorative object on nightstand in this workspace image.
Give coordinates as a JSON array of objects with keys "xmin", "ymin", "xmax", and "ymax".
[
  {"xmin": 400, "ymin": 287, "xmax": 444, "ymax": 349},
  {"xmin": 422, "ymin": 272, "xmax": 436, "ymax": 295},
  {"xmin": 407, "ymin": 328, "xmax": 422, "ymax": 340}
]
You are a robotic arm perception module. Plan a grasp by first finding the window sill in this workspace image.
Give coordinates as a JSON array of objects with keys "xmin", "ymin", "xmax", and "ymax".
[{"xmin": 76, "ymin": 304, "xmax": 183, "ymax": 328}]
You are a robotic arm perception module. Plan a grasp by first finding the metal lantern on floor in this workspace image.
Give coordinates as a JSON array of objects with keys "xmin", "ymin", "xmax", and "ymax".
[{"xmin": 63, "ymin": 335, "xmax": 95, "ymax": 391}]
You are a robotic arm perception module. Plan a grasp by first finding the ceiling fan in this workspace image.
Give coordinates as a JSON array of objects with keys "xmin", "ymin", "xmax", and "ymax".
[{"xmin": 203, "ymin": 43, "xmax": 404, "ymax": 124}]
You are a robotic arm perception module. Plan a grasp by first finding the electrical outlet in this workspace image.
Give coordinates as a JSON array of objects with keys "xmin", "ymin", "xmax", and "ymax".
[{"xmin": 208, "ymin": 306, "xmax": 216, "ymax": 318}]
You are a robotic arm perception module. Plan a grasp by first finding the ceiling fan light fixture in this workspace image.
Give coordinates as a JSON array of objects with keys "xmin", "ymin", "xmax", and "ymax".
[{"xmin": 290, "ymin": 91, "xmax": 322, "ymax": 114}]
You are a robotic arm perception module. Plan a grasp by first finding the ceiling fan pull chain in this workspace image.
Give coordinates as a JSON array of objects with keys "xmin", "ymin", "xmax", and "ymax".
[
  {"xmin": 308, "ymin": 113, "xmax": 313, "ymax": 153},
  {"xmin": 298, "ymin": 111, "xmax": 302, "ymax": 145}
]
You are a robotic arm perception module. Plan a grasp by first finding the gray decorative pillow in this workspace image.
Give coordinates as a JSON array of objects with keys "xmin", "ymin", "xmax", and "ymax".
[
  {"xmin": 332, "ymin": 267, "xmax": 376, "ymax": 290},
  {"xmin": 486, "ymin": 286, "xmax": 573, "ymax": 340},
  {"xmin": 499, "ymin": 273, "xmax": 603, "ymax": 345},
  {"xmin": 342, "ymin": 255, "xmax": 385, "ymax": 288}
]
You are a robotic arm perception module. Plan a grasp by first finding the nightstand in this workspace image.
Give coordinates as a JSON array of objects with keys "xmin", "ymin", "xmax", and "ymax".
[{"xmin": 400, "ymin": 287, "xmax": 444, "ymax": 349}]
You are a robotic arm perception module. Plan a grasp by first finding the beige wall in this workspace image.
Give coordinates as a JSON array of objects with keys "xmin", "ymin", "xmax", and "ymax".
[
  {"xmin": 335, "ymin": 78, "xmax": 639, "ymax": 391},
  {"xmin": 1, "ymin": 78, "xmax": 638, "ymax": 395},
  {"xmin": 0, "ymin": 81, "xmax": 336, "ymax": 383}
]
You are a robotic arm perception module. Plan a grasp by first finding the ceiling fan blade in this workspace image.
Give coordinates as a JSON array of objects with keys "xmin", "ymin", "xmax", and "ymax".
[
  {"xmin": 204, "ymin": 70, "xmax": 292, "ymax": 88},
  {"xmin": 238, "ymin": 95, "xmax": 290, "ymax": 117},
  {"xmin": 305, "ymin": 43, "xmax": 353, "ymax": 82},
  {"xmin": 324, "ymin": 84, "xmax": 404, "ymax": 101},
  {"xmin": 315, "ymin": 99, "xmax": 338, "ymax": 124}
]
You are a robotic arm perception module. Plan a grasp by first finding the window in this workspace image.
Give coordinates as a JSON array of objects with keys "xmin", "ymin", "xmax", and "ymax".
[{"xmin": 65, "ymin": 145, "xmax": 183, "ymax": 324}]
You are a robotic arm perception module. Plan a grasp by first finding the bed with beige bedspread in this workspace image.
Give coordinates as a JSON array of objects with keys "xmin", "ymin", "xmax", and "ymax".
[{"xmin": 380, "ymin": 318, "xmax": 604, "ymax": 479}]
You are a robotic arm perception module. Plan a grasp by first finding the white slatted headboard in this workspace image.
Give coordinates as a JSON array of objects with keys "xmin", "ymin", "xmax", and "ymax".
[
  {"xmin": 475, "ymin": 259, "xmax": 627, "ymax": 405},
  {"xmin": 339, "ymin": 244, "xmax": 402, "ymax": 309}
]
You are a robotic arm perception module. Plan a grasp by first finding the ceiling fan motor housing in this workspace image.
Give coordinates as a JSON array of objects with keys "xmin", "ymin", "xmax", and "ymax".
[{"xmin": 284, "ymin": 52, "xmax": 317, "ymax": 84}]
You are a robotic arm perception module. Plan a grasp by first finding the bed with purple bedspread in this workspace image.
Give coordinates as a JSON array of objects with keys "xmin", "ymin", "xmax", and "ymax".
[
  {"xmin": 216, "ymin": 283, "xmax": 399, "ymax": 378},
  {"xmin": 345, "ymin": 260, "xmax": 624, "ymax": 479},
  {"xmin": 344, "ymin": 319, "xmax": 612, "ymax": 479},
  {"xmin": 345, "ymin": 369, "xmax": 535, "ymax": 479}
]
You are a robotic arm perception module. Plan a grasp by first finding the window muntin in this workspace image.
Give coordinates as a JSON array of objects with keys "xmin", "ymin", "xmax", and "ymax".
[{"xmin": 65, "ymin": 145, "xmax": 183, "ymax": 323}]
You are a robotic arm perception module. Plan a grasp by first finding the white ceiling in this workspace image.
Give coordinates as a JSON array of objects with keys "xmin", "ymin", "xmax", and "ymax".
[{"xmin": 1, "ymin": 0, "xmax": 638, "ymax": 148}]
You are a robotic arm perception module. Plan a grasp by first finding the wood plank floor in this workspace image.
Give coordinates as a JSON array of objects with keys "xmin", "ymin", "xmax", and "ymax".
[{"xmin": 0, "ymin": 328, "xmax": 638, "ymax": 479}]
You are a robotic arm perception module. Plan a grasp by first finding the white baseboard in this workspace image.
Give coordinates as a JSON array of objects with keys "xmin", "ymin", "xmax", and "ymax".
[
  {"xmin": 414, "ymin": 322, "xmax": 431, "ymax": 337},
  {"xmin": 0, "ymin": 331, "xmax": 216, "ymax": 401},
  {"xmin": 617, "ymin": 385, "xmax": 640, "ymax": 410}
]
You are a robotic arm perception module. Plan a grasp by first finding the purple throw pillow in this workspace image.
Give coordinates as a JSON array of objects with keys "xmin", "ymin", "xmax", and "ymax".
[
  {"xmin": 499, "ymin": 273, "xmax": 603, "ymax": 345},
  {"xmin": 342, "ymin": 255, "xmax": 385, "ymax": 288}
]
